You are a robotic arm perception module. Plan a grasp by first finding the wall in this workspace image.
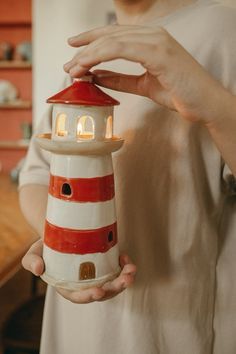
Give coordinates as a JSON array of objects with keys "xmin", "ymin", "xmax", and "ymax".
[{"xmin": 33, "ymin": 0, "xmax": 115, "ymax": 125}]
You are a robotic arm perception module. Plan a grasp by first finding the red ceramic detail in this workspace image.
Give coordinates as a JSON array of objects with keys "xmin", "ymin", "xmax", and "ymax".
[
  {"xmin": 49, "ymin": 174, "xmax": 115, "ymax": 202},
  {"xmin": 47, "ymin": 80, "xmax": 120, "ymax": 106},
  {"xmin": 44, "ymin": 221, "xmax": 117, "ymax": 254}
]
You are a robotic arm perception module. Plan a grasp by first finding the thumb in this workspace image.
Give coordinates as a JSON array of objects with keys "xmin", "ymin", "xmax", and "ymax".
[
  {"xmin": 93, "ymin": 70, "xmax": 143, "ymax": 96},
  {"xmin": 22, "ymin": 239, "xmax": 44, "ymax": 276}
]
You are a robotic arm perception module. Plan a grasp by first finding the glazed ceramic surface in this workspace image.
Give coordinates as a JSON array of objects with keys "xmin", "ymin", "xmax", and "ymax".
[
  {"xmin": 51, "ymin": 104, "xmax": 114, "ymax": 141},
  {"xmin": 42, "ymin": 153, "xmax": 121, "ymax": 289},
  {"xmin": 38, "ymin": 75, "xmax": 123, "ymax": 290}
]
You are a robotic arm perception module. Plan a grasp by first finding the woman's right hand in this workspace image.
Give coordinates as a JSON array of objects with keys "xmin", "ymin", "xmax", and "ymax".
[{"xmin": 22, "ymin": 240, "xmax": 136, "ymax": 303}]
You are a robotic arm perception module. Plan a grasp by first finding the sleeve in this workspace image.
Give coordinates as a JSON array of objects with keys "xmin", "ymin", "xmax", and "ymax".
[
  {"xmin": 19, "ymin": 106, "xmax": 52, "ymax": 188},
  {"xmin": 193, "ymin": 4, "xmax": 236, "ymax": 95},
  {"xmin": 198, "ymin": 4, "xmax": 236, "ymax": 193}
]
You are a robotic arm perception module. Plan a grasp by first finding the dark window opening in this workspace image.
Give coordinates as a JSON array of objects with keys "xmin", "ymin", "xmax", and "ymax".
[
  {"xmin": 79, "ymin": 262, "xmax": 95, "ymax": 280},
  {"xmin": 61, "ymin": 183, "xmax": 72, "ymax": 196},
  {"xmin": 108, "ymin": 231, "xmax": 113, "ymax": 242}
]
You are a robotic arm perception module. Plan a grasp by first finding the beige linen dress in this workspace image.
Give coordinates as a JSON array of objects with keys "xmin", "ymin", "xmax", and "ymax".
[{"xmin": 20, "ymin": 1, "xmax": 236, "ymax": 353}]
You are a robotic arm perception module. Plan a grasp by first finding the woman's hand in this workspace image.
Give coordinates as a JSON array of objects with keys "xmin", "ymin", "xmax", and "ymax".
[
  {"xmin": 22, "ymin": 239, "xmax": 136, "ymax": 303},
  {"xmin": 64, "ymin": 25, "xmax": 228, "ymax": 125}
]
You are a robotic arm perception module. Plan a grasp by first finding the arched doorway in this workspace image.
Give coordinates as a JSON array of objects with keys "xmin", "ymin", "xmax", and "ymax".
[{"xmin": 79, "ymin": 262, "xmax": 95, "ymax": 280}]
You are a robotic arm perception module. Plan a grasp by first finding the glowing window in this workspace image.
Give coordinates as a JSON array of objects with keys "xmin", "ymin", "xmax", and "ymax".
[
  {"xmin": 56, "ymin": 113, "xmax": 68, "ymax": 137},
  {"xmin": 105, "ymin": 116, "xmax": 113, "ymax": 139},
  {"xmin": 77, "ymin": 116, "xmax": 94, "ymax": 140}
]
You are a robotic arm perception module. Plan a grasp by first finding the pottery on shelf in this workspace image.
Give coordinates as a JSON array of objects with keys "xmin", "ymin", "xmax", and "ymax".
[{"xmin": 0, "ymin": 80, "xmax": 18, "ymax": 104}]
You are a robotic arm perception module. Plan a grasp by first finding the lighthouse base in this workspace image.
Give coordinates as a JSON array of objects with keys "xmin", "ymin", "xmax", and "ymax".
[{"xmin": 41, "ymin": 267, "xmax": 121, "ymax": 290}]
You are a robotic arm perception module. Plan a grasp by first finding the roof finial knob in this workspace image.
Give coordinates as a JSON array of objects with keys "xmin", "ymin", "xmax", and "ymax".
[{"xmin": 74, "ymin": 71, "xmax": 93, "ymax": 83}]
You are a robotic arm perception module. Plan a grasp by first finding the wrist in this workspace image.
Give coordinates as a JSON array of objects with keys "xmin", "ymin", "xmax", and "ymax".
[
  {"xmin": 202, "ymin": 88, "xmax": 236, "ymax": 177},
  {"xmin": 203, "ymin": 87, "xmax": 235, "ymax": 130}
]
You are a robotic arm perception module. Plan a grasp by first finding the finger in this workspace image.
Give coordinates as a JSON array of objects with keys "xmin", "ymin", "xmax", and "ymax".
[
  {"xmin": 98, "ymin": 256, "xmax": 137, "ymax": 299},
  {"xmin": 68, "ymin": 25, "xmax": 118, "ymax": 46},
  {"xmin": 103, "ymin": 272, "xmax": 135, "ymax": 291},
  {"xmin": 68, "ymin": 41, "xmax": 153, "ymax": 78},
  {"xmin": 64, "ymin": 50, "xmax": 84, "ymax": 72},
  {"xmin": 65, "ymin": 29, "xmax": 158, "ymax": 73},
  {"xmin": 64, "ymin": 57, "xmax": 78, "ymax": 72},
  {"xmin": 22, "ymin": 239, "xmax": 44, "ymax": 276},
  {"xmin": 56, "ymin": 286, "xmax": 106, "ymax": 304},
  {"xmin": 68, "ymin": 25, "xmax": 144, "ymax": 47},
  {"xmin": 67, "ymin": 28, "xmax": 162, "ymax": 71},
  {"xmin": 66, "ymin": 30, "xmax": 158, "ymax": 75},
  {"xmin": 64, "ymin": 60, "xmax": 87, "ymax": 74},
  {"xmin": 66, "ymin": 27, "xmax": 171, "ymax": 78},
  {"xmin": 93, "ymin": 70, "xmax": 145, "ymax": 96},
  {"xmin": 98, "ymin": 273, "xmax": 135, "ymax": 301},
  {"xmin": 119, "ymin": 254, "xmax": 137, "ymax": 275}
]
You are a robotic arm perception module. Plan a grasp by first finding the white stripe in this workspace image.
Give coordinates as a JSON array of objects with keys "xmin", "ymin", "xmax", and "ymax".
[
  {"xmin": 43, "ymin": 244, "xmax": 120, "ymax": 282},
  {"xmin": 46, "ymin": 194, "xmax": 116, "ymax": 230},
  {"xmin": 50, "ymin": 154, "xmax": 113, "ymax": 178}
]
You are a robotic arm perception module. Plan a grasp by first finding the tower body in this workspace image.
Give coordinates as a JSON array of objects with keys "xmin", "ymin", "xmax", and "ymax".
[{"xmin": 42, "ymin": 154, "xmax": 120, "ymax": 289}]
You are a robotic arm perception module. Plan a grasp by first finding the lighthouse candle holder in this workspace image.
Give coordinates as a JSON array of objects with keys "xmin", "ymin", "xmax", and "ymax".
[{"xmin": 36, "ymin": 74, "xmax": 124, "ymax": 290}]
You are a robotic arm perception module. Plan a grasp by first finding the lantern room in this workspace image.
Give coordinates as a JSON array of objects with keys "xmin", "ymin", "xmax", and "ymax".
[{"xmin": 47, "ymin": 74, "xmax": 119, "ymax": 142}]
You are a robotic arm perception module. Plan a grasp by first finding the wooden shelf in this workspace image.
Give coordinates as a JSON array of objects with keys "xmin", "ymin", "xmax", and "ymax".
[
  {"xmin": 0, "ymin": 61, "xmax": 32, "ymax": 69},
  {"xmin": 0, "ymin": 0, "xmax": 32, "ymax": 172},
  {"xmin": 0, "ymin": 100, "xmax": 32, "ymax": 109},
  {"xmin": 0, "ymin": 140, "xmax": 30, "ymax": 150},
  {"xmin": 0, "ymin": 174, "xmax": 36, "ymax": 288},
  {"xmin": 0, "ymin": 21, "xmax": 31, "ymax": 27}
]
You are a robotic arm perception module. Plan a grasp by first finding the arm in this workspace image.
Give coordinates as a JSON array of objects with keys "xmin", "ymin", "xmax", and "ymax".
[
  {"xmin": 64, "ymin": 25, "xmax": 236, "ymax": 175},
  {"xmin": 19, "ymin": 184, "xmax": 48, "ymax": 237}
]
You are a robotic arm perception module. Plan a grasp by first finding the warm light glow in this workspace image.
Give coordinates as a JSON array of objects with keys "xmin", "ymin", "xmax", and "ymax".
[
  {"xmin": 105, "ymin": 115, "xmax": 113, "ymax": 139},
  {"xmin": 56, "ymin": 113, "xmax": 68, "ymax": 137},
  {"xmin": 57, "ymin": 130, "xmax": 67, "ymax": 137},
  {"xmin": 77, "ymin": 115, "xmax": 94, "ymax": 140}
]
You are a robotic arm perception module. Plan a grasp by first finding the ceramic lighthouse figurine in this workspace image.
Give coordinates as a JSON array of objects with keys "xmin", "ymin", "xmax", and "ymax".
[{"xmin": 36, "ymin": 73, "xmax": 124, "ymax": 290}]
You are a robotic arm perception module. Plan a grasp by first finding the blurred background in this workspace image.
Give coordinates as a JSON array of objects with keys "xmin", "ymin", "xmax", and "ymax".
[{"xmin": 0, "ymin": 0, "xmax": 235, "ymax": 353}]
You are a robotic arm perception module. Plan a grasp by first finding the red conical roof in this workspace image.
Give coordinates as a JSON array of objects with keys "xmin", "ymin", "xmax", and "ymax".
[{"xmin": 47, "ymin": 74, "xmax": 120, "ymax": 106}]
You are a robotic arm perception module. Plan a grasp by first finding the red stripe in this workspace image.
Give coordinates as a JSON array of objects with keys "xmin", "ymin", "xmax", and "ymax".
[
  {"xmin": 44, "ymin": 221, "xmax": 117, "ymax": 254},
  {"xmin": 49, "ymin": 174, "xmax": 115, "ymax": 202}
]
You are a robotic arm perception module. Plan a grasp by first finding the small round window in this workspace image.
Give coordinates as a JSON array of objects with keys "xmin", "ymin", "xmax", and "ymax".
[
  {"xmin": 61, "ymin": 183, "xmax": 72, "ymax": 196},
  {"xmin": 108, "ymin": 231, "xmax": 113, "ymax": 242}
]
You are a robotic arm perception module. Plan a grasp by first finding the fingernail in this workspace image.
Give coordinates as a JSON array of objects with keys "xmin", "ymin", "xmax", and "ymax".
[
  {"xmin": 94, "ymin": 72, "xmax": 114, "ymax": 78},
  {"xmin": 69, "ymin": 66, "xmax": 81, "ymax": 77},
  {"xmin": 92, "ymin": 291, "xmax": 104, "ymax": 300},
  {"xmin": 64, "ymin": 62, "xmax": 72, "ymax": 70},
  {"xmin": 68, "ymin": 36, "xmax": 77, "ymax": 43}
]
